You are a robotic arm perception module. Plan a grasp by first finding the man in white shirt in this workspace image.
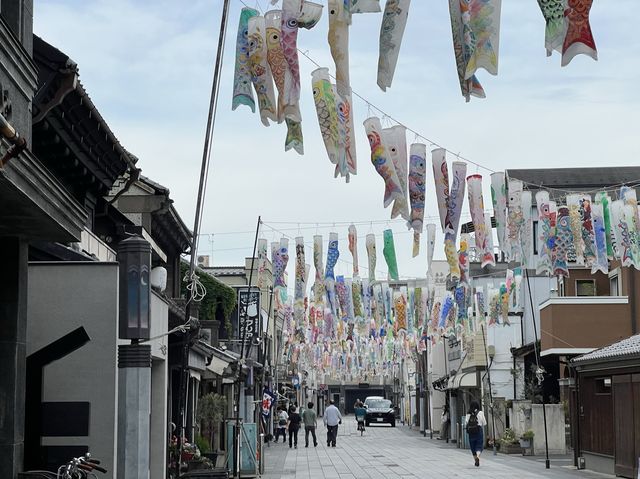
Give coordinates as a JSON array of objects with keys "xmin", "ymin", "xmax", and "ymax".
[{"xmin": 323, "ymin": 400, "xmax": 342, "ymax": 447}]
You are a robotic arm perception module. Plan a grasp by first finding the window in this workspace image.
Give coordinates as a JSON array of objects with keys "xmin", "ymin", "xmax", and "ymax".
[
  {"xmin": 609, "ymin": 267, "xmax": 622, "ymax": 296},
  {"xmin": 595, "ymin": 377, "xmax": 612, "ymax": 394},
  {"xmin": 532, "ymin": 221, "xmax": 539, "ymax": 255},
  {"xmin": 576, "ymin": 279, "xmax": 596, "ymax": 296}
]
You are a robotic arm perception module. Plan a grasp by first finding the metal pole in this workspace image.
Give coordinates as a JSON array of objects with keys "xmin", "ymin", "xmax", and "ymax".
[
  {"xmin": 480, "ymin": 324, "xmax": 497, "ymax": 456},
  {"xmin": 261, "ymin": 286, "xmax": 274, "ymax": 447},
  {"xmin": 176, "ymin": 1, "xmax": 231, "ymax": 476},
  {"xmin": 443, "ymin": 338, "xmax": 449, "ymax": 443},
  {"xmin": 235, "ymin": 216, "xmax": 261, "ymax": 478},
  {"xmin": 525, "ymin": 269, "xmax": 551, "ymax": 469}
]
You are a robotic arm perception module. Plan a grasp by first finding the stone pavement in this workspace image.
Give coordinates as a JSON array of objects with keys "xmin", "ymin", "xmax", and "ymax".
[{"xmin": 261, "ymin": 417, "xmax": 613, "ymax": 479}]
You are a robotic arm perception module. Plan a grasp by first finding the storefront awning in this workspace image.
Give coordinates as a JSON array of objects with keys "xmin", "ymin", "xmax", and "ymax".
[{"xmin": 447, "ymin": 372, "xmax": 478, "ymax": 389}]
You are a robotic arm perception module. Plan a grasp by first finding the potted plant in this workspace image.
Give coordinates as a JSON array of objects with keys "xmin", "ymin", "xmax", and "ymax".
[
  {"xmin": 520, "ymin": 429, "xmax": 535, "ymax": 454},
  {"xmin": 499, "ymin": 428, "xmax": 521, "ymax": 454},
  {"xmin": 196, "ymin": 392, "xmax": 227, "ymax": 464}
]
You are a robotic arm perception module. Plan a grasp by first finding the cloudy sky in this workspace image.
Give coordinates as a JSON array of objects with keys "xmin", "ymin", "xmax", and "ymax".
[{"xmin": 35, "ymin": 1, "xmax": 640, "ymax": 285}]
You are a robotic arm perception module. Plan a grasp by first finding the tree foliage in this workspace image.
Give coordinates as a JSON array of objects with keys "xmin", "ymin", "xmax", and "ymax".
[{"xmin": 180, "ymin": 262, "xmax": 236, "ymax": 335}]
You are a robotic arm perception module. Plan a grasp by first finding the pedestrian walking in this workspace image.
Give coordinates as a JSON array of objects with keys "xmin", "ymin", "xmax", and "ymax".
[
  {"xmin": 288, "ymin": 406, "xmax": 302, "ymax": 449},
  {"xmin": 323, "ymin": 399, "xmax": 342, "ymax": 447},
  {"xmin": 301, "ymin": 401, "xmax": 318, "ymax": 447},
  {"xmin": 465, "ymin": 400, "xmax": 487, "ymax": 467},
  {"xmin": 274, "ymin": 406, "xmax": 288, "ymax": 443},
  {"xmin": 438, "ymin": 404, "xmax": 450, "ymax": 441}
]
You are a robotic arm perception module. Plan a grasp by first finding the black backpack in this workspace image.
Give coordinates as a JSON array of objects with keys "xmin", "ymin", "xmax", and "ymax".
[{"xmin": 466, "ymin": 410, "xmax": 480, "ymax": 434}]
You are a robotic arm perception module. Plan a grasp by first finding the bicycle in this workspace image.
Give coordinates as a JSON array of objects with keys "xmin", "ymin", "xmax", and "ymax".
[
  {"xmin": 354, "ymin": 407, "xmax": 367, "ymax": 436},
  {"xmin": 23, "ymin": 453, "xmax": 107, "ymax": 478}
]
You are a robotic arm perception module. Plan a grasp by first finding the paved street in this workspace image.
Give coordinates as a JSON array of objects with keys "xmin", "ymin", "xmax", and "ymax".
[{"xmin": 262, "ymin": 417, "xmax": 612, "ymax": 479}]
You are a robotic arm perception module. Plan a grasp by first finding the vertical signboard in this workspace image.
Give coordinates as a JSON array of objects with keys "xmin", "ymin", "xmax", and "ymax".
[{"xmin": 237, "ymin": 287, "xmax": 261, "ymax": 356}]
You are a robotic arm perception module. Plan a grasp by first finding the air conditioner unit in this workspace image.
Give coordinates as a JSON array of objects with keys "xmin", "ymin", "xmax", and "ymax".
[{"xmin": 197, "ymin": 255, "xmax": 209, "ymax": 267}]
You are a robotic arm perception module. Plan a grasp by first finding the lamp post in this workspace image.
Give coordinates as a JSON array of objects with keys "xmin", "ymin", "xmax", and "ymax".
[{"xmin": 116, "ymin": 235, "xmax": 152, "ymax": 479}]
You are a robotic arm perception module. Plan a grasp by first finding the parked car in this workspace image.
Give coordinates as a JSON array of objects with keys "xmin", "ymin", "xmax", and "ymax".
[{"xmin": 364, "ymin": 397, "xmax": 395, "ymax": 427}]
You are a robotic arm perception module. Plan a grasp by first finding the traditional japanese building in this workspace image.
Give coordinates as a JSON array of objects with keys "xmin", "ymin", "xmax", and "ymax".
[
  {"xmin": 571, "ymin": 334, "xmax": 640, "ymax": 478},
  {"xmin": 0, "ymin": 6, "xmax": 86, "ymax": 477}
]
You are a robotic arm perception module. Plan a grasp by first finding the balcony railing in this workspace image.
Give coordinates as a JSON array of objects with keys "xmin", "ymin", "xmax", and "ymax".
[
  {"xmin": 78, "ymin": 227, "xmax": 116, "ymax": 262},
  {"xmin": 540, "ymin": 296, "xmax": 631, "ymax": 355}
]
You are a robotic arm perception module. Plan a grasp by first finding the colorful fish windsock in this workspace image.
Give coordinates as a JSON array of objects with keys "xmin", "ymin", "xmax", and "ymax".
[
  {"xmin": 328, "ymin": 0, "xmax": 357, "ymax": 178},
  {"xmin": 248, "ymin": 16, "xmax": 278, "ymax": 126},
  {"xmin": 394, "ymin": 290, "xmax": 407, "ymax": 332},
  {"xmin": 591, "ymin": 203, "xmax": 609, "ymax": 274},
  {"xmin": 537, "ymin": 0, "xmax": 566, "ymax": 56},
  {"xmin": 432, "ymin": 148, "xmax": 449, "ymax": 233},
  {"xmin": 536, "ymin": 190, "xmax": 553, "ymax": 275},
  {"xmin": 366, "ymin": 233, "xmax": 377, "ymax": 281},
  {"xmin": 566, "ymin": 194, "xmax": 584, "ymax": 264},
  {"xmin": 458, "ymin": 233, "xmax": 470, "ymax": 286},
  {"xmin": 333, "ymin": 86, "xmax": 349, "ymax": 181},
  {"xmin": 447, "ymin": 0, "xmax": 485, "ymax": 101},
  {"xmin": 377, "ymin": 0, "xmax": 411, "ymax": 91},
  {"xmin": 233, "ymin": 8, "xmax": 260, "ymax": 112},
  {"xmin": 506, "ymin": 179, "xmax": 525, "ymax": 263},
  {"xmin": 520, "ymin": 191, "xmax": 532, "ymax": 267},
  {"xmin": 408, "ymin": 143, "xmax": 427, "ymax": 234},
  {"xmin": 611, "ymin": 200, "xmax": 633, "ymax": 267},
  {"xmin": 426, "ymin": 223, "xmax": 436, "ymax": 275},
  {"xmin": 499, "ymin": 283, "xmax": 510, "ymax": 325},
  {"xmin": 312, "ymin": 68, "xmax": 339, "ymax": 166},
  {"xmin": 463, "ymin": 0, "xmax": 502, "ymax": 81},
  {"xmin": 352, "ymin": 0, "xmax": 381, "ymax": 13},
  {"xmin": 364, "ymin": 117, "xmax": 403, "ymax": 208},
  {"xmin": 294, "ymin": 236, "xmax": 306, "ymax": 303},
  {"xmin": 439, "ymin": 294, "xmax": 454, "ymax": 329},
  {"xmin": 383, "ymin": 125, "xmax": 410, "ymax": 221},
  {"xmin": 313, "ymin": 235, "xmax": 325, "ymax": 302},
  {"xmin": 467, "ymin": 174, "xmax": 494, "ymax": 268},
  {"xmin": 325, "ymin": 232, "xmax": 340, "ymax": 281},
  {"xmin": 265, "ymin": 10, "xmax": 305, "ymax": 154},
  {"xmin": 348, "ymin": 224, "xmax": 359, "ymax": 277},
  {"xmin": 580, "ymin": 195, "xmax": 597, "ymax": 267},
  {"xmin": 297, "ymin": 1, "xmax": 324, "ymax": 29},
  {"xmin": 383, "ymin": 229, "xmax": 399, "ymax": 280},
  {"xmin": 554, "ymin": 206, "xmax": 572, "ymax": 278},
  {"xmin": 281, "ymin": 0, "xmax": 303, "ymax": 116},
  {"xmin": 595, "ymin": 192, "xmax": 614, "ymax": 259},
  {"xmin": 257, "ymin": 238, "xmax": 268, "ymax": 289},
  {"xmin": 265, "ymin": 10, "xmax": 287, "ymax": 121},
  {"xmin": 484, "ymin": 212, "xmax": 496, "ymax": 264},
  {"xmin": 285, "ymin": 117, "xmax": 304, "ymax": 155},
  {"xmin": 328, "ymin": 0, "xmax": 350, "ymax": 90},
  {"xmin": 272, "ymin": 238, "xmax": 290, "ymax": 288},
  {"xmin": 562, "ymin": 0, "xmax": 597, "ymax": 67},
  {"xmin": 490, "ymin": 172, "xmax": 507, "ymax": 254},
  {"xmin": 448, "ymin": 161, "xmax": 467, "ymax": 236}
]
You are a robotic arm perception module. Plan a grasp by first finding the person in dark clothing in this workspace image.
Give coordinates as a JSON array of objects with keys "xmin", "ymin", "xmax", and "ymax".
[
  {"xmin": 288, "ymin": 407, "xmax": 302, "ymax": 449},
  {"xmin": 465, "ymin": 400, "xmax": 487, "ymax": 467}
]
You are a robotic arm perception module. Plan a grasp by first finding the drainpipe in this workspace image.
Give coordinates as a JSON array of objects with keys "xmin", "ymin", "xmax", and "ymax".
[
  {"xmin": 0, "ymin": 113, "xmax": 26, "ymax": 167},
  {"xmin": 630, "ymin": 269, "xmax": 637, "ymax": 335}
]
